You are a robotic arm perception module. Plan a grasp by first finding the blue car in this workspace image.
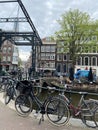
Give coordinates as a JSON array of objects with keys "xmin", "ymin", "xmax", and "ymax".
[{"xmin": 74, "ymin": 70, "xmax": 89, "ymax": 79}]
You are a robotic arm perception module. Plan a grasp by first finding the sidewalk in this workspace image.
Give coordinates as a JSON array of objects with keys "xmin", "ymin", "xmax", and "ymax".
[{"xmin": 0, "ymin": 93, "xmax": 97, "ymax": 130}]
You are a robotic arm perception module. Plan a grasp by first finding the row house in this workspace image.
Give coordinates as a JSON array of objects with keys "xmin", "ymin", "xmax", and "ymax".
[
  {"xmin": 26, "ymin": 37, "xmax": 98, "ymax": 76},
  {"xmin": 27, "ymin": 37, "xmax": 73, "ymax": 74},
  {"xmin": 0, "ymin": 40, "xmax": 19, "ymax": 71},
  {"xmin": 76, "ymin": 43, "xmax": 98, "ymax": 76},
  {"xmin": 37, "ymin": 37, "xmax": 56, "ymax": 71}
]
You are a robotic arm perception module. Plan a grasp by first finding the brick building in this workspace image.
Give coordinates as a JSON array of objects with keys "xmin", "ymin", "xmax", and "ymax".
[{"xmin": 0, "ymin": 40, "xmax": 19, "ymax": 71}]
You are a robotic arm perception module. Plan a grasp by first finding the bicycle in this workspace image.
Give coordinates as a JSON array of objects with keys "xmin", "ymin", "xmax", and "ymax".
[
  {"xmin": 0, "ymin": 76, "xmax": 10, "ymax": 93},
  {"xmin": 3, "ymin": 77, "xmax": 20, "ymax": 105},
  {"xmin": 48, "ymin": 89, "xmax": 98, "ymax": 128},
  {"xmin": 15, "ymin": 82, "xmax": 69, "ymax": 126},
  {"xmin": 15, "ymin": 81, "xmax": 98, "ymax": 127}
]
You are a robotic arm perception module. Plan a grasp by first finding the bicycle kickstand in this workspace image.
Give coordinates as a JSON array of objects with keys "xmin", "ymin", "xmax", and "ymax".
[{"xmin": 38, "ymin": 114, "xmax": 44, "ymax": 125}]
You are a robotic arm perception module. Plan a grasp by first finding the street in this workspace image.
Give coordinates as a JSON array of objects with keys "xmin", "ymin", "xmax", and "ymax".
[{"xmin": 0, "ymin": 93, "xmax": 97, "ymax": 130}]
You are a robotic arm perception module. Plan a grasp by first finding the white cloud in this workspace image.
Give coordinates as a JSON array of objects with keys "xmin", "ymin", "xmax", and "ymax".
[
  {"xmin": 1, "ymin": 0, "xmax": 98, "ymax": 61},
  {"xmin": 19, "ymin": 50, "xmax": 30, "ymax": 61},
  {"xmin": 18, "ymin": 46, "xmax": 31, "ymax": 61}
]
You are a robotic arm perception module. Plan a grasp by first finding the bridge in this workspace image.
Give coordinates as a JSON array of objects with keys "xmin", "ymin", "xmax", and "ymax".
[{"xmin": 0, "ymin": 0, "xmax": 42, "ymax": 72}]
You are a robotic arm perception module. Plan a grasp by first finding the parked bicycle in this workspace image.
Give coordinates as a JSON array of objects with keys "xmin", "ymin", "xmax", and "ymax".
[
  {"xmin": 3, "ymin": 77, "xmax": 20, "ymax": 105},
  {"xmin": 51, "ymin": 89, "xmax": 98, "ymax": 128},
  {"xmin": 15, "ymin": 81, "xmax": 98, "ymax": 127},
  {"xmin": 15, "ymin": 82, "xmax": 69, "ymax": 126},
  {"xmin": 0, "ymin": 76, "xmax": 10, "ymax": 92}
]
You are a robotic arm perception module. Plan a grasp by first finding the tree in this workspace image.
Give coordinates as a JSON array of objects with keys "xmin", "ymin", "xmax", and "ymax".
[{"xmin": 55, "ymin": 9, "xmax": 98, "ymax": 68}]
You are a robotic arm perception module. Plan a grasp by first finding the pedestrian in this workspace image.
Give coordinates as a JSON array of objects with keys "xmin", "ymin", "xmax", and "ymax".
[
  {"xmin": 88, "ymin": 67, "xmax": 93, "ymax": 83},
  {"xmin": 69, "ymin": 66, "xmax": 74, "ymax": 82},
  {"xmin": 18, "ymin": 69, "xmax": 22, "ymax": 80},
  {"xmin": 28, "ymin": 67, "xmax": 32, "ymax": 80}
]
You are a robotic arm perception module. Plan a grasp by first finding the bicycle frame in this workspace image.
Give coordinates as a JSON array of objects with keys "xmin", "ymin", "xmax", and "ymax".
[
  {"xmin": 29, "ymin": 85, "xmax": 56, "ymax": 114},
  {"xmin": 59, "ymin": 91, "xmax": 88, "ymax": 117}
]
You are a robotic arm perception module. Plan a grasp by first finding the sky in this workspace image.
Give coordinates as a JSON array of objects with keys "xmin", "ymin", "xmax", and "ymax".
[{"xmin": 0, "ymin": 0, "xmax": 98, "ymax": 61}]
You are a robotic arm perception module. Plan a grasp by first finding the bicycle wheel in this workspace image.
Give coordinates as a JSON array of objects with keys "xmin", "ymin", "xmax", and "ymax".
[
  {"xmin": 4, "ymin": 86, "xmax": 12, "ymax": 105},
  {"xmin": 0, "ymin": 83, "xmax": 5, "ymax": 92},
  {"xmin": 45, "ymin": 97, "xmax": 70, "ymax": 126},
  {"xmin": 94, "ymin": 107, "xmax": 98, "ymax": 127},
  {"xmin": 15, "ymin": 94, "xmax": 33, "ymax": 117},
  {"xmin": 81, "ymin": 100, "xmax": 97, "ymax": 128}
]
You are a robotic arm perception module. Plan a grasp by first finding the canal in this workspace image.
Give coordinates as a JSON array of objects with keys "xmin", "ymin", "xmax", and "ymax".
[{"xmin": 39, "ymin": 88, "xmax": 98, "ymax": 106}]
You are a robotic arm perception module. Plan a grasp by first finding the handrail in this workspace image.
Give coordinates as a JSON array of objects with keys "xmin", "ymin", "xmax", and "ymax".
[{"xmin": 30, "ymin": 83, "xmax": 98, "ymax": 96}]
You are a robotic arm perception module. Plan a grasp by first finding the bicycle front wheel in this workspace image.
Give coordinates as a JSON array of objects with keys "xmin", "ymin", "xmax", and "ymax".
[
  {"xmin": 4, "ymin": 86, "xmax": 12, "ymax": 105},
  {"xmin": 94, "ymin": 107, "xmax": 98, "ymax": 127},
  {"xmin": 45, "ymin": 97, "xmax": 70, "ymax": 126},
  {"xmin": 15, "ymin": 94, "xmax": 33, "ymax": 117}
]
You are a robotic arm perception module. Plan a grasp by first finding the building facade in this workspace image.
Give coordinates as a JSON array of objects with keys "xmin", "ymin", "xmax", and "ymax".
[
  {"xmin": 26, "ymin": 37, "xmax": 98, "ymax": 76},
  {"xmin": 0, "ymin": 40, "xmax": 19, "ymax": 71},
  {"xmin": 37, "ymin": 37, "xmax": 56, "ymax": 71}
]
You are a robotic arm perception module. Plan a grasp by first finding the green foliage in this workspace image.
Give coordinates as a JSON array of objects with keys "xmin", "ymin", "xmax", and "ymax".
[{"xmin": 55, "ymin": 9, "xmax": 98, "ymax": 65}]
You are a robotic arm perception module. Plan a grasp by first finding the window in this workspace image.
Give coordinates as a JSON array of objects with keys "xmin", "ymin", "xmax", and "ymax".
[
  {"xmin": 77, "ymin": 56, "xmax": 82, "ymax": 65},
  {"xmin": 50, "ymin": 46, "xmax": 55, "ymax": 52},
  {"xmin": 8, "ymin": 47, "xmax": 11, "ymax": 53},
  {"xmin": 7, "ymin": 56, "xmax": 11, "ymax": 61},
  {"xmin": 46, "ymin": 53, "xmax": 50, "ymax": 60},
  {"xmin": 3, "ymin": 56, "xmax": 6, "ymax": 61},
  {"xmin": 50, "ymin": 62, "xmax": 55, "ymax": 68},
  {"xmin": 45, "ymin": 46, "xmax": 50, "ymax": 52},
  {"xmin": 13, "ymin": 56, "xmax": 18, "ymax": 62},
  {"xmin": 84, "ymin": 56, "xmax": 89, "ymax": 65},
  {"xmin": 50, "ymin": 54, "xmax": 55, "ymax": 60},
  {"xmin": 3, "ymin": 47, "xmax": 7, "ymax": 53},
  {"xmin": 57, "ymin": 55, "xmax": 62, "ymax": 61},
  {"xmin": 91, "ymin": 57, "xmax": 97, "ymax": 66},
  {"xmin": 41, "ymin": 46, "xmax": 45, "ymax": 52},
  {"xmin": 41, "ymin": 53, "xmax": 45, "ymax": 60},
  {"xmin": 57, "ymin": 64, "xmax": 61, "ymax": 72},
  {"xmin": 63, "ymin": 64, "xmax": 66, "ymax": 72},
  {"xmin": 63, "ymin": 55, "xmax": 66, "ymax": 61}
]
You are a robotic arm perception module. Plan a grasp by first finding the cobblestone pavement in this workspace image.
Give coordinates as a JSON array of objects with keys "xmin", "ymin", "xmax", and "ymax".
[{"xmin": 0, "ymin": 93, "xmax": 97, "ymax": 130}]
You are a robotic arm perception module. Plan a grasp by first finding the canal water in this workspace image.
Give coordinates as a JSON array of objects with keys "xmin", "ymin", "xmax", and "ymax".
[{"xmin": 39, "ymin": 89, "xmax": 98, "ymax": 106}]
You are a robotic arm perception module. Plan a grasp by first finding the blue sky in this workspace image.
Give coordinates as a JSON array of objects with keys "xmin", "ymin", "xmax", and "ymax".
[{"xmin": 0, "ymin": 0, "xmax": 98, "ymax": 60}]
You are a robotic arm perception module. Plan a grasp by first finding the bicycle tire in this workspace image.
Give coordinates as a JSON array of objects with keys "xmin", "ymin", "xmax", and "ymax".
[
  {"xmin": 4, "ymin": 86, "xmax": 13, "ymax": 105},
  {"xmin": 81, "ymin": 100, "xmax": 97, "ymax": 128},
  {"xmin": 0, "ymin": 83, "xmax": 6, "ymax": 93},
  {"xmin": 15, "ymin": 94, "xmax": 33, "ymax": 117},
  {"xmin": 4, "ymin": 92, "xmax": 11, "ymax": 105},
  {"xmin": 94, "ymin": 107, "xmax": 98, "ymax": 127},
  {"xmin": 45, "ymin": 97, "xmax": 70, "ymax": 126}
]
